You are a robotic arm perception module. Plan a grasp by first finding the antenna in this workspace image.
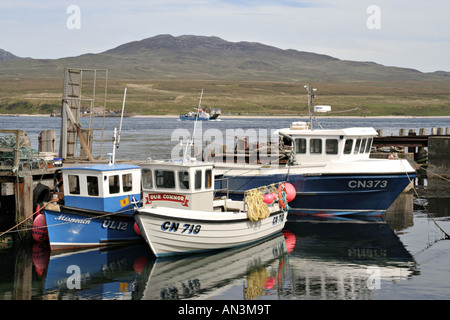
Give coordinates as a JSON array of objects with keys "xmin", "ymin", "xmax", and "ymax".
[
  {"xmin": 304, "ymin": 84, "xmax": 317, "ymax": 130},
  {"xmin": 111, "ymin": 87, "xmax": 127, "ymax": 165},
  {"xmin": 183, "ymin": 89, "xmax": 204, "ymax": 163}
]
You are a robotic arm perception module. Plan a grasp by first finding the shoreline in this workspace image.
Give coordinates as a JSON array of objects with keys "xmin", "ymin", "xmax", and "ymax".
[{"xmin": 1, "ymin": 113, "xmax": 450, "ymax": 119}]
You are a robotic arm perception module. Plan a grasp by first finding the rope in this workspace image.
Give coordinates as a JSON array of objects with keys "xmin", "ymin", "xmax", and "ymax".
[
  {"xmin": 0, "ymin": 199, "xmax": 137, "ymax": 237},
  {"xmin": 245, "ymin": 188, "xmax": 270, "ymax": 222},
  {"xmin": 0, "ymin": 200, "xmax": 56, "ymax": 238},
  {"xmin": 400, "ymin": 161, "xmax": 450, "ymax": 240}
]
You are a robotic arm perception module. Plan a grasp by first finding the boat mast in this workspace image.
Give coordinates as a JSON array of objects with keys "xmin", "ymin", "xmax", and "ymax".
[
  {"xmin": 183, "ymin": 89, "xmax": 204, "ymax": 163},
  {"xmin": 111, "ymin": 87, "xmax": 127, "ymax": 165},
  {"xmin": 304, "ymin": 84, "xmax": 317, "ymax": 130}
]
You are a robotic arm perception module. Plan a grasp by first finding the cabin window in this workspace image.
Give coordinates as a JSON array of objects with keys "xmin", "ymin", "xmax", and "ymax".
[
  {"xmin": 365, "ymin": 138, "xmax": 373, "ymax": 153},
  {"xmin": 155, "ymin": 170, "xmax": 175, "ymax": 189},
  {"xmin": 354, "ymin": 139, "xmax": 361, "ymax": 154},
  {"xmin": 205, "ymin": 169, "xmax": 212, "ymax": 189},
  {"xmin": 310, "ymin": 139, "xmax": 322, "ymax": 154},
  {"xmin": 109, "ymin": 175, "xmax": 120, "ymax": 194},
  {"xmin": 87, "ymin": 176, "xmax": 99, "ymax": 196},
  {"xmin": 142, "ymin": 168, "xmax": 153, "ymax": 189},
  {"xmin": 326, "ymin": 139, "xmax": 338, "ymax": 155},
  {"xmin": 295, "ymin": 139, "xmax": 307, "ymax": 154},
  {"xmin": 68, "ymin": 175, "xmax": 80, "ymax": 195},
  {"xmin": 195, "ymin": 170, "xmax": 202, "ymax": 190},
  {"xmin": 122, "ymin": 173, "xmax": 133, "ymax": 192},
  {"xmin": 178, "ymin": 171, "xmax": 190, "ymax": 190},
  {"xmin": 344, "ymin": 139, "xmax": 353, "ymax": 154},
  {"xmin": 360, "ymin": 138, "xmax": 367, "ymax": 153}
]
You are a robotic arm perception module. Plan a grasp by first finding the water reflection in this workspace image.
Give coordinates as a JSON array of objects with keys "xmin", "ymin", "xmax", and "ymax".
[
  {"xmin": 284, "ymin": 217, "xmax": 417, "ymax": 299},
  {"xmin": 11, "ymin": 214, "xmax": 418, "ymax": 300}
]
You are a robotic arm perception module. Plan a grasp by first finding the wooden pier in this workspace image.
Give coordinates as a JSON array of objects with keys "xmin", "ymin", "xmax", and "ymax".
[{"xmin": 373, "ymin": 127, "xmax": 450, "ymax": 162}]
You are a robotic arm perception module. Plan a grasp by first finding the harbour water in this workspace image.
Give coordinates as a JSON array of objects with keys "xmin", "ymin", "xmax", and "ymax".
[{"xmin": 0, "ymin": 115, "xmax": 450, "ymax": 300}]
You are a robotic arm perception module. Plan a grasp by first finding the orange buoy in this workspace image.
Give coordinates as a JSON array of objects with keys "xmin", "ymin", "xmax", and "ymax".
[
  {"xmin": 278, "ymin": 183, "xmax": 296, "ymax": 209},
  {"xmin": 32, "ymin": 213, "xmax": 48, "ymax": 242}
]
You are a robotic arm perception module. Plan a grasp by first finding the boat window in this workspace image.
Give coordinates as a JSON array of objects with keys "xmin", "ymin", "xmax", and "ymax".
[
  {"xmin": 122, "ymin": 173, "xmax": 133, "ymax": 192},
  {"xmin": 354, "ymin": 139, "xmax": 361, "ymax": 154},
  {"xmin": 205, "ymin": 169, "xmax": 212, "ymax": 189},
  {"xmin": 344, "ymin": 139, "xmax": 353, "ymax": 154},
  {"xmin": 109, "ymin": 175, "xmax": 120, "ymax": 194},
  {"xmin": 155, "ymin": 170, "xmax": 175, "ymax": 189},
  {"xmin": 87, "ymin": 176, "xmax": 99, "ymax": 196},
  {"xmin": 360, "ymin": 138, "xmax": 367, "ymax": 153},
  {"xmin": 195, "ymin": 170, "xmax": 202, "ymax": 190},
  {"xmin": 365, "ymin": 138, "xmax": 373, "ymax": 153},
  {"xmin": 310, "ymin": 139, "xmax": 322, "ymax": 154},
  {"xmin": 141, "ymin": 168, "xmax": 152, "ymax": 189},
  {"xmin": 295, "ymin": 139, "xmax": 307, "ymax": 154},
  {"xmin": 68, "ymin": 175, "xmax": 80, "ymax": 195},
  {"xmin": 178, "ymin": 171, "xmax": 190, "ymax": 190},
  {"xmin": 326, "ymin": 139, "xmax": 338, "ymax": 155}
]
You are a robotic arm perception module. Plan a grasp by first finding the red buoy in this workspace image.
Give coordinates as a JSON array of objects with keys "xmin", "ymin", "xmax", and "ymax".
[
  {"xmin": 32, "ymin": 214, "xmax": 48, "ymax": 242},
  {"xmin": 134, "ymin": 222, "xmax": 142, "ymax": 235},
  {"xmin": 263, "ymin": 192, "xmax": 276, "ymax": 204}
]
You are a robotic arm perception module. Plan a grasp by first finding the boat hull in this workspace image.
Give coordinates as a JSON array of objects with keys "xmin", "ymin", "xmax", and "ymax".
[
  {"xmin": 135, "ymin": 208, "xmax": 288, "ymax": 258},
  {"xmin": 179, "ymin": 115, "xmax": 210, "ymax": 121},
  {"xmin": 217, "ymin": 172, "xmax": 415, "ymax": 217},
  {"xmin": 44, "ymin": 206, "xmax": 142, "ymax": 251}
]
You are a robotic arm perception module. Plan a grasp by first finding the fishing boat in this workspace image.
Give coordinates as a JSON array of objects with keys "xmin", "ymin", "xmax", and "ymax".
[
  {"xmin": 43, "ymin": 163, "xmax": 142, "ymax": 250},
  {"xmin": 179, "ymin": 109, "xmax": 210, "ymax": 121},
  {"xmin": 179, "ymin": 89, "xmax": 221, "ymax": 121},
  {"xmin": 212, "ymin": 85, "xmax": 417, "ymax": 217},
  {"xmin": 134, "ymin": 159, "xmax": 291, "ymax": 258}
]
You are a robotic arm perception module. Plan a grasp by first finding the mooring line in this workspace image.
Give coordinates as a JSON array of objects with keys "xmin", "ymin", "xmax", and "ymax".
[
  {"xmin": 401, "ymin": 160, "xmax": 450, "ymax": 240},
  {"xmin": 0, "ymin": 200, "xmax": 55, "ymax": 238}
]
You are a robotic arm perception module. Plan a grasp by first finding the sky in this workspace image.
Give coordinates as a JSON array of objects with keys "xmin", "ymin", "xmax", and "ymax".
[{"xmin": 1, "ymin": 0, "xmax": 450, "ymax": 72}]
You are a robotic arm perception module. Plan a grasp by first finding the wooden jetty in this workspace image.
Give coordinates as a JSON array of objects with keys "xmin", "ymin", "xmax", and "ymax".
[{"xmin": 373, "ymin": 127, "xmax": 450, "ymax": 163}]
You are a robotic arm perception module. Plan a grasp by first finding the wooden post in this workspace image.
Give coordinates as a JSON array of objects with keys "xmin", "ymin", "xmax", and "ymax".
[{"xmin": 15, "ymin": 175, "xmax": 33, "ymax": 240}]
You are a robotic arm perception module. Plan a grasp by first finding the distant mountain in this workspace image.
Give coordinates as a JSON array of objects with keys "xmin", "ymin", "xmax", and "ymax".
[
  {"xmin": 0, "ymin": 34, "xmax": 448, "ymax": 82},
  {"xmin": 0, "ymin": 48, "xmax": 22, "ymax": 61}
]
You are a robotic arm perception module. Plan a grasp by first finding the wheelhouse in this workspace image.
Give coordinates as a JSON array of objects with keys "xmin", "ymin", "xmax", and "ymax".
[
  {"xmin": 141, "ymin": 160, "xmax": 214, "ymax": 212},
  {"xmin": 62, "ymin": 164, "xmax": 141, "ymax": 214},
  {"xmin": 278, "ymin": 122, "xmax": 377, "ymax": 165}
]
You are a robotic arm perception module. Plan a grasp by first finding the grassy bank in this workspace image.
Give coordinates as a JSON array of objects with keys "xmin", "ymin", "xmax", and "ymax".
[{"xmin": 1, "ymin": 78, "xmax": 450, "ymax": 116}]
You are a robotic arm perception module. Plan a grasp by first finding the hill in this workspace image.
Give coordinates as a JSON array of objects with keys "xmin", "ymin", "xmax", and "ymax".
[
  {"xmin": 0, "ymin": 49, "xmax": 23, "ymax": 61},
  {"xmin": 0, "ymin": 34, "xmax": 449, "ymax": 116},
  {"xmin": 1, "ymin": 34, "xmax": 448, "ymax": 82}
]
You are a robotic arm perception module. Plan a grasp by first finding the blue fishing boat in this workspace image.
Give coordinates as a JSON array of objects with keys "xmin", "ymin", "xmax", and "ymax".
[
  {"xmin": 212, "ymin": 85, "xmax": 417, "ymax": 217},
  {"xmin": 44, "ymin": 163, "xmax": 143, "ymax": 250}
]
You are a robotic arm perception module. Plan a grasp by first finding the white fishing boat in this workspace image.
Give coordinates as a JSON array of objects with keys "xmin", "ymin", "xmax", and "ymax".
[{"xmin": 134, "ymin": 159, "xmax": 292, "ymax": 258}]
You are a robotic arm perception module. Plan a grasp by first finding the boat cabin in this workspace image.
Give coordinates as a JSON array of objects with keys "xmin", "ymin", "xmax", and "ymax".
[
  {"xmin": 278, "ymin": 122, "xmax": 377, "ymax": 165},
  {"xmin": 62, "ymin": 164, "xmax": 141, "ymax": 214},
  {"xmin": 141, "ymin": 160, "xmax": 214, "ymax": 212}
]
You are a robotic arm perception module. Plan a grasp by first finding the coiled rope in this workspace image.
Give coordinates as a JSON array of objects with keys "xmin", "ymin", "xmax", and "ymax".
[{"xmin": 245, "ymin": 188, "xmax": 270, "ymax": 222}]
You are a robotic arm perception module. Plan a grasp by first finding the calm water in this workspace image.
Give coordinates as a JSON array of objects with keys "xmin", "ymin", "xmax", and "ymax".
[{"xmin": 0, "ymin": 115, "xmax": 450, "ymax": 301}]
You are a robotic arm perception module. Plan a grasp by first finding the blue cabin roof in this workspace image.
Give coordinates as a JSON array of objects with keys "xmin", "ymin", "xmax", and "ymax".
[{"xmin": 62, "ymin": 164, "xmax": 140, "ymax": 172}]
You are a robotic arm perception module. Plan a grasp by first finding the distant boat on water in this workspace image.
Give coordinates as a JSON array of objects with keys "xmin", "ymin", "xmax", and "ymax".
[{"xmin": 179, "ymin": 89, "xmax": 221, "ymax": 121}]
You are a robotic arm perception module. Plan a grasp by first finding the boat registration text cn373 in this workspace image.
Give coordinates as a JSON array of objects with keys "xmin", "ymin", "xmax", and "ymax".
[{"xmin": 348, "ymin": 180, "xmax": 388, "ymax": 189}]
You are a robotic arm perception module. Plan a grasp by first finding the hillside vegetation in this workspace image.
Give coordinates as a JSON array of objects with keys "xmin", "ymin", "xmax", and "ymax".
[{"xmin": 1, "ymin": 35, "xmax": 449, "ymax": 116}]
